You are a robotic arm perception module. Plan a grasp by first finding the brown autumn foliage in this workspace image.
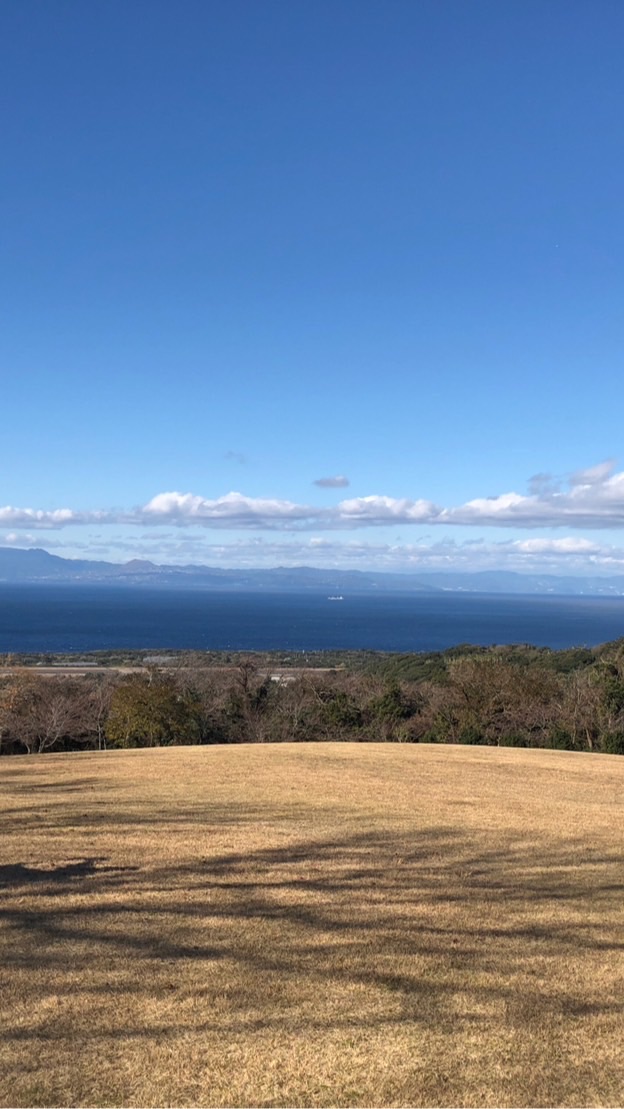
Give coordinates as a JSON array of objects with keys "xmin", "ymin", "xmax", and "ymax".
[{"xmin": 1, "ymin": 644, "xmax": 624, "ymax": 754}]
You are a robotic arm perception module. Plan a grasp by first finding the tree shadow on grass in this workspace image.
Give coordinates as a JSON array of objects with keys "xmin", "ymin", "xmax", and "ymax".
[
  {"xmin": 1, "ymin": 823, "xmax": 623, "ymax": 1028},
  {"xmin": 0, "ymin": 777, "xmax": 106, "ymax": 795},
  {"xmin": 0, "ymin": 858, "xmax": 139, "ymax": 888},
  {"xmin": 0, "ymin": 798, "xmax": 293, "ymax": 833}
]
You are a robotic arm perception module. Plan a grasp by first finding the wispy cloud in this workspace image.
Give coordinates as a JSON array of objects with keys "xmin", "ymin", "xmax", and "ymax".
[
  {"xmin": 0, "ymin": 531, "xmax": 39, "ymax": 547},
  {"xmin": 4, "ymin": 461, "xmax": 624, "ymax": 532},
  {"xmin": 0, "ymin": 506, "xmax": 116, "ymax": 528},
  {"xmin": 34, "ymin": 533, "xmax": 624, "ymax": 576},
  {"xmin": 313, "ymin": 475, "xmax": 350, "ymax": 488},
  {"xmin": 570, "ymin": 459, "xmax": 615, "ymax": 486},
  {"xmin": 527, "ymin": 472, "xmax": 559, "ymax": 497}
]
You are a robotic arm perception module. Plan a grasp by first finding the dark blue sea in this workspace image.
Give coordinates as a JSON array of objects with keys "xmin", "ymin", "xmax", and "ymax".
[{"xmin": 1, "ymin": 585, "xmax": 624, "ymax": 654}]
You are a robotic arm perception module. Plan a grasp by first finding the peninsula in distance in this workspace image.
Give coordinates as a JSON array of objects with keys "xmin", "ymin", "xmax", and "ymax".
[{"xmin": 2, "ymin": 546, "xmax": 624, "ymax": 597}]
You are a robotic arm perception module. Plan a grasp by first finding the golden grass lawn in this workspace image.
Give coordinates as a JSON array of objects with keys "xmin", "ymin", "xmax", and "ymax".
[{"xmin": 0, "ymin": 743, "xmax": 622, "ymax": 1108}]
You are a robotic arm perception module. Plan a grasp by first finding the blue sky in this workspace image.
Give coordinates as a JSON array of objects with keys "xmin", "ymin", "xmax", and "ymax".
[{"xmin": 2, "ymin": 0, "xmax": 624, "ymax": 574}]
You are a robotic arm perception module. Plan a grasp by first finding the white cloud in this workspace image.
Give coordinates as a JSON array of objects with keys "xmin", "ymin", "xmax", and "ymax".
[
  {"xmin": 337, "ymin": 495, "xmax": 439, "ymax": 523},
  {"xmin": 141, "ymin": 491, "xmax": 314, "ymax": 527},
  {"xmin": 0, "ymin": 531, "xmax": 38, "ymax": 547},
  {"xmin": 4, "ymin": 460, "xmax": 624, "ymax": 534},
  {"xmin": 418, "ymin": 463, "xmax": 624, "ymax": 529},
  {"xmin": 513, "ymin": 537, "xmax": 600, "ymax": 554},
  {"xmin": 0, "ymin": 506, "xmax": 116, "ymax": 528},
  {"xmin": 15, "ymin": 528, "xmax": 624, "ymax": 575}
]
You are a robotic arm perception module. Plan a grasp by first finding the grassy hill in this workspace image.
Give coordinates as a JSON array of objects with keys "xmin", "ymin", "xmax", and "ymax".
[{"xmin": 0, "ymin": 744, "xmax": 622, "ymax": 1107}]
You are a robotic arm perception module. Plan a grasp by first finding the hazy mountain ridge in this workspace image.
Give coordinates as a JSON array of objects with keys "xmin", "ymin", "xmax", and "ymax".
[{"xmin": 1, "ymin": 548, "xmax": 624, "ymax": 596}]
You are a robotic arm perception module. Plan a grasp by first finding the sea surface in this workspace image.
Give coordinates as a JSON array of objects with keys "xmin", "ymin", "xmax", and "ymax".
[{"xmin": 1, "ymin": 585, "xmax": 624, "ymax": 654}]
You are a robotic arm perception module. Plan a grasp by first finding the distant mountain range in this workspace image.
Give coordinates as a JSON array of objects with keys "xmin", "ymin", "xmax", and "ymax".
[{"xmin": 1, "ymin": 547, "xmax": 624, "ymax": 596}]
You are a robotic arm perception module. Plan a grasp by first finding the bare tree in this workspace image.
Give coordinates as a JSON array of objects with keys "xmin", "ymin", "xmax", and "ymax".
[
  {"xmin": 1, "ymin": 675, "xmax": 90, "ymax": 754},
  {"xmin": 82, "ymin": 675, "xmax": 117, "ymax": 750}
]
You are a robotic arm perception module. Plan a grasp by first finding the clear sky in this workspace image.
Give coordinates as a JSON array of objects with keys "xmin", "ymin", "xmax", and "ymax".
[{"xmin": 2, "ymin": 0, "xmax": 624, "ymax": 574}]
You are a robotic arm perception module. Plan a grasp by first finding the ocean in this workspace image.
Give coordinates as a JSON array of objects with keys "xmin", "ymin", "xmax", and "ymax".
[{"xmin": 1, "ymin": 584, "xmax": 624, "ymax": 654}]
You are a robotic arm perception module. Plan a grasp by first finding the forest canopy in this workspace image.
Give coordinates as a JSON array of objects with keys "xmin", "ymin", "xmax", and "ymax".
[{"xmin": 1, "ymin": 642, "xmax": 624, "ymax": 756}]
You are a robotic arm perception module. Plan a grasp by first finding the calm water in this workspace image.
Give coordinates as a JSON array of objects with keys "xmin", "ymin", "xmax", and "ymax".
[{"xmin": 1, "ymin": 585, "xmax": 624, "ymax": 654}]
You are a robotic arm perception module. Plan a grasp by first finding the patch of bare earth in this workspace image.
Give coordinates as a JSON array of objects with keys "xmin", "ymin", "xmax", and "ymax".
[{"xmin": 0, "ymin": 743, "xmax": 622, "ymax": 1107}]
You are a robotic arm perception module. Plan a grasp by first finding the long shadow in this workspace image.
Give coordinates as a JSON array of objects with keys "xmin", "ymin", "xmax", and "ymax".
[
  {"xmin": 1, "ymin": 821, "xmax": 623, "ymax": 1050},
  {"xmin": 0, "ymin": 858, "xmax": 140, "ymax": 888},
  {"xmin": 0, "ymin": 800, "xmax": 292, "ymax": 832},
  {"xmin": 0, "ymin": 777, "xmax": 105, "ymax": 795}
]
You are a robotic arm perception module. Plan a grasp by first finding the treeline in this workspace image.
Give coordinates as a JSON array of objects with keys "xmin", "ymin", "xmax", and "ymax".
[{"xmin": 2, "ymin": 642, "xmax": 624, "ymax": 755}]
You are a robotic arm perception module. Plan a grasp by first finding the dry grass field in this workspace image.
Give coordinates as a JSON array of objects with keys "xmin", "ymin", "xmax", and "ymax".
[{"xmin": 0, "ymin": 743, "xmax": 622, "ymax": 1108}]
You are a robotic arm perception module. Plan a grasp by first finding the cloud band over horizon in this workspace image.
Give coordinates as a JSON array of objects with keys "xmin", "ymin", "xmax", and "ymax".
[{"xmin": 3, "ymin": 462, "xmax": 624, "ymax": 532}]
